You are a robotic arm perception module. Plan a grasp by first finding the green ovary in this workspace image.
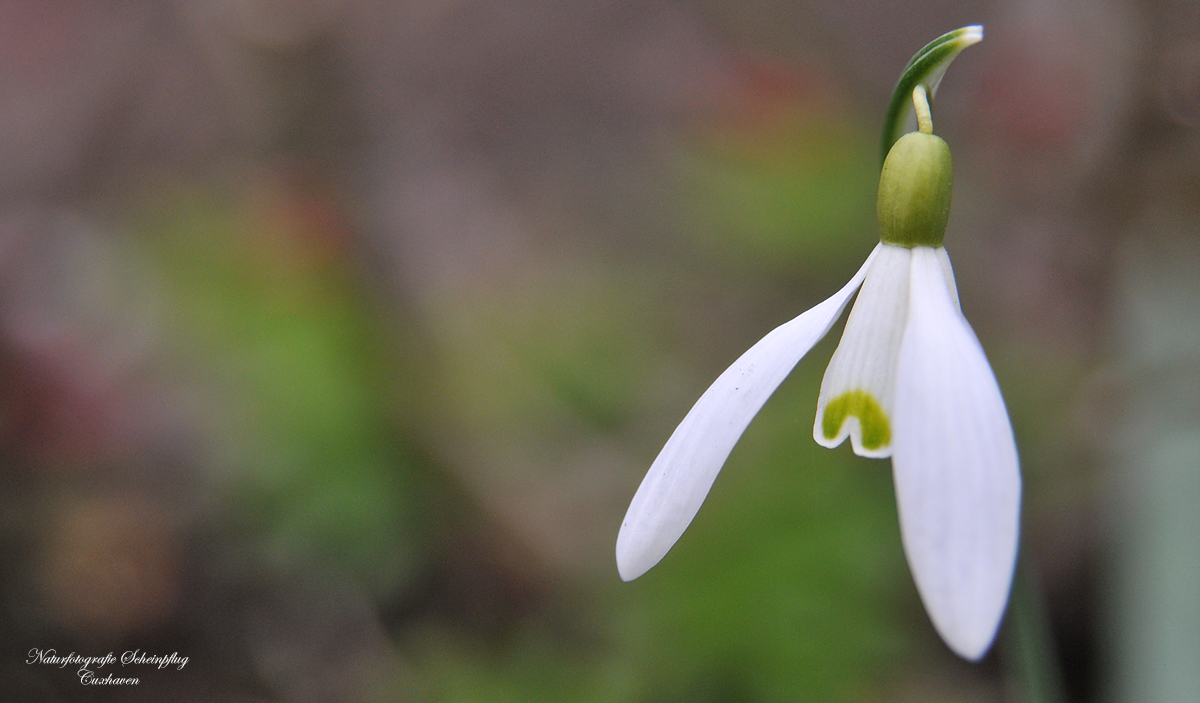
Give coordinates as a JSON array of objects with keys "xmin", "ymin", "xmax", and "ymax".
[
  {"xmin": 822, "ymin": 390, "xmax": 891, "ymax": 450},
  {"xmin": 877, "ymin": 131, "xmax": 953, "ymax": 248}
]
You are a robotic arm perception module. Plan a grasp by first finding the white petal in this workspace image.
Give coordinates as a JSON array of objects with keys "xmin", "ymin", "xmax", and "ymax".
[
  {"xmin": 814, "ymin": 243, "xmax": 911, "ymax": 458},
  {"xmin": 934, "ymin": 246, "xmax": 960, "ymax": 311},
  {"xmin": 892, "ymin": 246, "xmax": 1021, "ymax": 660},
  {"xmin": 616, "ymin": 245, "xmax": 881, "ymax": 581}
]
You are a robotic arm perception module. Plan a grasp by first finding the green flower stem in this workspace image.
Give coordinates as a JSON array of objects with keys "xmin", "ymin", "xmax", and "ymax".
[
  {"xmin": 1005, "ymin": 553, "xmax": 1068, "ymax": 703},
  {"xmin": 913, "ymin": 85, "xmax": 933, "ymax": 135}
]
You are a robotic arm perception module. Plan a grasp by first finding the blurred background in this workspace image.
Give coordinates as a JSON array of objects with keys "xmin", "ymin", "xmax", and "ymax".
[{"xmin": 0, "ymin": 0, "xmax": 1196, "ymax": 701}]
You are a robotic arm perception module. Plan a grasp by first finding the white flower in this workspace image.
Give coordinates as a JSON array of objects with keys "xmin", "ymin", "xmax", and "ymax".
[
  {"xmin": 616, "ymin": 242, "xmax": 1020, "ymax": 660},
  {"xmin": 616, "ymin": 36, "xmax": 1020, "ymax": 660}
]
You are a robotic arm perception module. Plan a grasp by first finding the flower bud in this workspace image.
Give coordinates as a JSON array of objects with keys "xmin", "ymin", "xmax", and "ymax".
[{"xmin": 877, "ymin": 131, "xmax": 953, "ymax": 248}]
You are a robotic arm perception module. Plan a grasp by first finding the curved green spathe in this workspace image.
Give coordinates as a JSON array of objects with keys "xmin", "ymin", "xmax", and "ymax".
[{"xmin": 880, "ymin": 25, "xmax": 983, "ymax": 164}]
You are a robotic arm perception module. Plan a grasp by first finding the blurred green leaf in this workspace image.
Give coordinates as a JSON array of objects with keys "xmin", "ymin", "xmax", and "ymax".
[{"xmin": 135, "ymin": 179, "xmax": 429, "ymax": 598}]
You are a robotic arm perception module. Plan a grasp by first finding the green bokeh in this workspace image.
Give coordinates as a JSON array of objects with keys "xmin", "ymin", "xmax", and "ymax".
[{"xmin": 135, "ymin": 185, "xmax": 429, "ymax": 599}]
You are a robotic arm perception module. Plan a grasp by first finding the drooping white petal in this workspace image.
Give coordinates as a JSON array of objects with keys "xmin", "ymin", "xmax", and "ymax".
[
  {"xmin": 616, "ymin": 245, "xmax": 881, "ymax": 581},
  {"xmin": 892, "ymin": 246, "xmax": 1021, "ymax": 660},
  {"xmin": 814, "ymin": 243, "xmax": 911, "ymax": 458}
]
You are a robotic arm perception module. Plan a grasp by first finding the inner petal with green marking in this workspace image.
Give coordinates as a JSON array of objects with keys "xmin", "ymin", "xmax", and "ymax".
[{"xmin": 822, "ymin": 389, "xmax": 891, "ymax": 451}]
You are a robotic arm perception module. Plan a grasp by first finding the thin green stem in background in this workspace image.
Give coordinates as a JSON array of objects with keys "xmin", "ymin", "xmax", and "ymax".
[{"xmin": 1005, "ymin": 552, "xmax": 1069, "ymax": 703}]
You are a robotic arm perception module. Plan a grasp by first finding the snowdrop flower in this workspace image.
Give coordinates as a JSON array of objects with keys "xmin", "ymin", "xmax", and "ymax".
[{"xmin": 616, "ymin": 26, "xmax": 1020, "ymax": 661}]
